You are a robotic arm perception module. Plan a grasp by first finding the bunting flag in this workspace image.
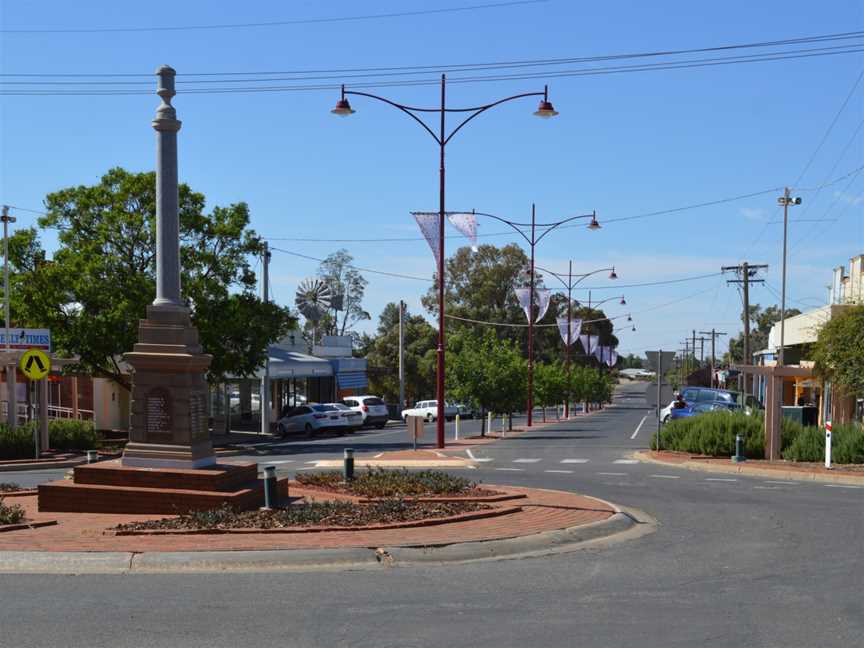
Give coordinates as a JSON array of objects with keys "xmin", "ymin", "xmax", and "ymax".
[
  {"xmin": 570, "ymin": 318, "xmax": 583, "ymax": 341},
  {"xmin": 606, "ymin": 350, "xmax": 619, "ymax": 367},
  {"xmin": 535, "ymin": 289, "xmax": 552, "ymax": 322},
  {"xmin": 412, "ymin": 212, "xmax": 441, "ymax": 262},
  {"xmin": 579, "ymin": 334, "xmax": 599, "ymax": 355},
  {"xmin": 514, "ymin": 287, "xmax": 532, "ymax": 323},
  {"xmin": 447, "ymin": 212, "xmax": 479, "ymax": 252},
  {"xmin": 556, "ymin": 318, "xmax": 570, "ymax": 345}
]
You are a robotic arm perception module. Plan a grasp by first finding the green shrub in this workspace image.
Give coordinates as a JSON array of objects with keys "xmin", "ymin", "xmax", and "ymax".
[
  {"xmin": 653, "ymin": 410, "xmax": 765, "ymax": 458},
  {"xmin": 0, "ymin": 422, "xmax": 38, "ymax": 460},
  {"xmin": 0, "ymin": 497, "xmax": 26, "ymax": 525},
  {"xmin": 47, "ymin": 419, "xmax": 99, "ymax": 452},
  {"xmin": 0, "ymin": 419, "xmax": 100, "ymax": 459},
  {"xmin": 783, "ymin": 423, "xmax": 864, "ymax": 463}
]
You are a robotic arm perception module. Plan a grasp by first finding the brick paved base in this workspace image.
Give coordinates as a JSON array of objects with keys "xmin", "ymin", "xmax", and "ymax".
[
  {"xmin": 38, "ymin": 460, "xmax": 288, "ymax": 514},
  {"xmin": 0, "ymin": 486, "xmax": 615, "ymax": 553}
]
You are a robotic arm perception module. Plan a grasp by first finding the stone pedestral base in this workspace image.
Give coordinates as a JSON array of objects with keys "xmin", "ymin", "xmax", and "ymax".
[
  {"xmin": 38, "ymin": 460, "xmax": 290, "ymax": 514},
  {"xmin": 121, "ymin": 304, "xmax": 215, "ymax": 469}
]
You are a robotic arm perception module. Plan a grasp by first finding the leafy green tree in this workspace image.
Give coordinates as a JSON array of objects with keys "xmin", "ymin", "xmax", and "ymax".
[
  {"xmin": 446, "ymin": 330, "xmax": 526, "ymax": 424},
  {"xmin": 534, "ymin": 361, "xmax": 567, "ymax": 421},
  {"xmin": 9, "ymin": 168, "xmax": 293, "ymax": 387},
  {"xmin": 621, "ymin": 353, "xmax": 644, "ymax": 369},
  {"xmin": 362, "ymin": 303, "xmax": 437, "ymax": 406},
  {"xmin": 422, "ymin": 243, "xmax": 564, "ymax": 364},
  {"xmin": 813, "ymin": 304, "xmax": 864, "ymax": 399},
  {"xmin": 317, "ymin": 249, "xmax": 370, "ymax": 336},
  {"xmin": 726, "ymin": 303, "xmax": 801, "ymax": 363}
]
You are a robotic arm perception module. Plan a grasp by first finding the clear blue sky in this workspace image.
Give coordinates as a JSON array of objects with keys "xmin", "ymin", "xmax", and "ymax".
[{"xmin": 1, "ymin": 1, "xmax": 862, "ymax": 359}]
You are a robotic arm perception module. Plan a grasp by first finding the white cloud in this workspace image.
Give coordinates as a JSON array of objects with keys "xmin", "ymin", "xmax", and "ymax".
[
  {"xmin": 739, "ymin": 207, "xmax": 765, "ymax": 221},
  {"xmin": 834, "ymin": 191, "xmax": 864, "ymax": 206}
]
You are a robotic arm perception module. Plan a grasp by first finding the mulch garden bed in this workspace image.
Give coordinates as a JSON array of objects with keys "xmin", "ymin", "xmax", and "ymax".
[
  {"xmin": 0, "ymin": 483, "xmax": 36, "ymax": 498},
  {"xmin": 293, "ymin": 468, "xmax": 504, "ymax": 499},
  {"xmin": 111, "ymin": 499, "xmax": 521, "ymax": 536}
]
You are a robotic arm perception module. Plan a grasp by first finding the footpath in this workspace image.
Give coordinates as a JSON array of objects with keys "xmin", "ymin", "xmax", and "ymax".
[{"xmin": 636, "ymin": 450, "xmax": 864, "ymax": 485}]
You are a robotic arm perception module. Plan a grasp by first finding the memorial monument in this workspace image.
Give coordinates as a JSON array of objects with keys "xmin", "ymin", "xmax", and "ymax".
[
  {"xmin": 38, "ymin": 66, "xmax": 286, "ymax": 513},
  {"xmin": 121, "ymin": 65, "xmax": 215, "ymax": 469}
]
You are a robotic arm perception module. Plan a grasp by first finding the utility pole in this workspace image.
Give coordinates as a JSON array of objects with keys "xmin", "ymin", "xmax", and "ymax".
[
  {"xmin": 699, "ymin": 329, "xmax": 727, "ymax": 387},
  {"xmin": 260, "ymin": 241, "xmax": 271, "ymax": 435},
  {"xmin": 692, "ymin": 330, "xmax": 697, "ymax": 369},
  {"xmin": 398, "ymin": 300, "xmax": 405, "ymax": 412},
  {"xmin": 722, "ymin": 262, "xmax": 767, "ymax": 391},
  {"xmin": 777, "ymin": 188, "xmax": 801, "ymax": 367},
  {"xmin": 2, "ymin": 205, "xmax": 16, "ymax": 430}
]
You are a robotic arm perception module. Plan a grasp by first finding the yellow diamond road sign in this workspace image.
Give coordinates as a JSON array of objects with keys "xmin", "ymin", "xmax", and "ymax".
[{"xmin": 20, "ymin": 349, "xmax": 50, "ymax": 381}]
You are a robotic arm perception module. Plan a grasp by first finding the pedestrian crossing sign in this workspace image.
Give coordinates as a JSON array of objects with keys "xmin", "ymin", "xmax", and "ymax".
[{"xmin": 19, "ymin": 348, "xmax": 50, "ymax": 381}]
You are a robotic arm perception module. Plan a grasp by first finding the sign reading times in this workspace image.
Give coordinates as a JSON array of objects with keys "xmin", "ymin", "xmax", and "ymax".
[
  {"xmin": 0, "ymin": 328, "xmax": 51, "ymax": 351},
  {"xmin": 19, "ymin": 349, "xmax": 50, "ymax": 381}
]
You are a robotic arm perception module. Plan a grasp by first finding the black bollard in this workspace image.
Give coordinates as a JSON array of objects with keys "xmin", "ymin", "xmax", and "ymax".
[
  {"xmin": 344, "ymin": 448, "xmax": 355, "ymax": 482},
  {"xmin": 262, "ymin": 465, "xmax": 279, "ymax": 509}
]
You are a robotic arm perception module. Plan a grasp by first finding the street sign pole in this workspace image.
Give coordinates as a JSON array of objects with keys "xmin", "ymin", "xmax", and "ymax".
[{"xmin": 656, "ymin": 349, "xmax": 662, "ymax": 451}]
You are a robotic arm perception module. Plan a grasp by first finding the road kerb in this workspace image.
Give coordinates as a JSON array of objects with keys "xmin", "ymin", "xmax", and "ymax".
[{"xmin": 632, "ymin": 450, "xmax": 864, "ymax": 485}]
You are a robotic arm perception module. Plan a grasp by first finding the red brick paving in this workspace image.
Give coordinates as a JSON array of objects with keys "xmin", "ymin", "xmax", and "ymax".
[{"xmin": 0, "ymin": 486, "xmax": 614, "ymax": 553}]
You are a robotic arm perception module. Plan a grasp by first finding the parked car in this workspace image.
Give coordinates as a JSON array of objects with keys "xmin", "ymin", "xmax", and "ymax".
[
  {"xmin": 669, "ymin": 401, "xmax": 736, "ymax": 421},
  {"xmin": 341, "ymin": 395, "xmax": 390, "ymax": 429},
  {"xmin": 401, "ymin": 400, "xmax": 458, "ymax": 422},
  {"xmin": 327, "ymin": 402, "xmax": 363, "ymax": 432},
  {"xmin": 276, "ymin": 404, "xmax": 349, "ymax": 437},
  {"xmin": 453, "ymin": 402, "xmax": 475, "ymax": 419}
]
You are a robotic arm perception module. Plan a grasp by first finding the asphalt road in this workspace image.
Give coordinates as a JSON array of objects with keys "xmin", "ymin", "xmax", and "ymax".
[{"xmin": 2, "ymin": 382, "xmax": 862, "ymax": 648}]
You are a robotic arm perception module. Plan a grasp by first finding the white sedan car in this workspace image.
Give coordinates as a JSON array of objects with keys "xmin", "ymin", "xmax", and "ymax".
[
  {"xmin": 327, "ymin": 403, "xmax": 363, "ymax": 432},
  {"xmin": 276, "ymin": 404, "xmax": 350, "ymax": 437},
  {"xmin": 401, "ymin": 400, "xmax": 458, "ymax": 422}
]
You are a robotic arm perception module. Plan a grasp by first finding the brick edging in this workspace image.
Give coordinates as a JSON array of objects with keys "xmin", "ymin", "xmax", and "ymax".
[
  {"xmin": 633, "ymin": 450, "xmax": 864, "ymax": 485},
  {"xmin": 0, "ymin": 490, "xmax": 38, "ymax": 498},
  {"xmin": 112, "ymin": 504, "xmax": 522, "ymax": 536},
  {"xmin": 0, "ymin": 519, "xmax": 57, "ymax": 534}
]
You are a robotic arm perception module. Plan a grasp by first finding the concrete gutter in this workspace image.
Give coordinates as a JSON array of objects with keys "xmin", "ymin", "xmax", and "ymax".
[
  {"xmin": 633, "ymin": 450, "xmax": 864, "ymax": 485},
  {"xmin": 0, "ymin": 506, "xmax": 655, "ymax": 574},
  {"xmin": 311, "ymin": 459, "xmax": 477, "ymax": 470}
]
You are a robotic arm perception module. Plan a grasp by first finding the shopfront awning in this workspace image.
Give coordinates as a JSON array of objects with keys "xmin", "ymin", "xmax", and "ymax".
[{"xmin": 232, "ymin": 346, "xmax": 333, "ymax": 381}]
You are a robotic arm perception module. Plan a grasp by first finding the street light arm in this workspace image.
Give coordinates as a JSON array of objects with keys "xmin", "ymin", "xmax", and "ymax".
[
  {"xmin": 470, "ymin": 210, "xmax": 533, "ymax": 247},
  {"xmin": 572, "ymin": 266, "xmax": 615, "ymax": 287},
  {"xmin": 534, "ymin": 212, "xmax": 597, "ymax": 245},
  {"xmin": 343, "ymin": 89, "xmax": 442, "ymax": 144},
  {"xmin": 533, "ymin": 265, "xmax": 571, "ymax": 291},
  {"xmin": 442, "ymin": 91, "xmax": 545, "ymax": 145}
]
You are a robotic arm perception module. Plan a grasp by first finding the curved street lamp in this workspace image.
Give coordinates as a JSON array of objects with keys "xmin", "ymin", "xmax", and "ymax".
[
  {"xmin": 465, "ymin": 205, "xmax": 600, "ymax": 427},
  {"xmin": 533, "ymin": 263, "xmax": 617, "ymax": 417},
  {"xmin": 333, "ymin": 76, "xmax": 558, "ymax": 448}
]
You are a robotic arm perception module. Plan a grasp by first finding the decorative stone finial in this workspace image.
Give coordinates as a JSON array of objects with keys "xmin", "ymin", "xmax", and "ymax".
[{"xmin": 153, "ymin": 65, "xmax": 180, "ymax": 130}]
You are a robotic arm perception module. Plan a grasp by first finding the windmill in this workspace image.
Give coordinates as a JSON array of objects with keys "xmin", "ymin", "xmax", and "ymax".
[{"xmin": 295, "ymin": 278, "xmax": 333, "ymax": 346}]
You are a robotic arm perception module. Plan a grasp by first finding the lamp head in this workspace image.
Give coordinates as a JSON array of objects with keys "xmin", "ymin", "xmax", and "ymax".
[
  {"xmin": 588, "ymin": 213, "xmax": 601, "ymax": 230},
  {"xmin": 627, "ymin": 314, "xmax": 632, "ymax": 322},
  {"xmin": 619, "ymin": 295, "xmax": 625, "ymax": 304},
  {"xmin": 608, "ymin": 268, "xmax": 618, "ymax": 280},
  {"xmin": 533, "ymin": 99, "xmax": 559, "ymax": 118},
  {"xmin": 331, "ymin": 98, "xmax": 355, "ymax": 116}
]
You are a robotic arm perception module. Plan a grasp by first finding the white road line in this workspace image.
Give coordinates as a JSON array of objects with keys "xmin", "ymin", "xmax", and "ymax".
[
  {"xmin": 465, "ymin": 449, "xmax": 493, "ymax": 463},
  {"xmin": 764, "ymin": 480, "xmax": 797, "ymax": 485},
  {"xmin": 513, "ymin": 458, "xmax": 542, "ymax": 463},
  {"xmin": 296, "ymin": 467, "xmax": 318, "ymax": 471},
  {"xmin": 545, "ymin": 469, "xmax": 573, "ymax": 474},
  {"xmin": 561, "ymin": 458, "xmax": 589, "ymax": 464},
  {"xmin": 613, "ymin": 459, "xmax": 638, "ymax": 465},
  {"xmin": 754, "ymin": 486, "xmax": 781, "ymax": 490},
  {"xmin": 304, "ymin": 460, "xmax": 319, "ymax": 464},
  {"xmin": 261, "ymin": 460, "xmax": 294, "ymax": 465},
  {"xmin": 597, "ymin": 472, "xmax": 627, "ymax": 476},
  {"xmin": 496, "ymin": 468, "xmax": 524, "ymax": 472},
  {"xmin": 650, "ymin": 474, "xmax": 680, "ymax": 479},
  {"xmin": 706, "ymin": 478, "xmax": 738, "ymax": 482},
  {"xmin": 824, "ymin": 484, "xmax": 862, "ymax": 489},
  {"xmin": 630, "ymin": 415, "xmax": 648, "ymax": 439}
]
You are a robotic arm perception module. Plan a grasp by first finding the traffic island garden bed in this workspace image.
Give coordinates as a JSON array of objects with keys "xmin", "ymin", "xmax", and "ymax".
[
  {"xmin": 0, "ymin": 495, "xmax": 57, "ymax": 533},
  {"xmin": 293, "ymin": 468, "xmax": 505, "ymax": 501},
  {"xmin": 111, "ymin": 499, "xmax": 520, "ymax": 535}
]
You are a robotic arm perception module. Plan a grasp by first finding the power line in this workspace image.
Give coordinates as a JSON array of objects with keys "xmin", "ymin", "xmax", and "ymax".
[
  {"xmin": 5, "ymin": 30, "xmax": 861, "ymax": 76},
  {"xmin": 269, "ymin": 247, "xmax": 431, "ymax": 282},
  {"xmin": 1, "ymin": 1, "xmax": 547, "ymax": 34},
  {"xmin": 4, "ymin": 42, "xmax": 863, "ymax": 95}
]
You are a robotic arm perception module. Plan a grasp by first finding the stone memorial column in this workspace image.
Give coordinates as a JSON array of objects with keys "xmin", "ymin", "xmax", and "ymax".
[{"xmin": 121, "ymin": 66, "xmax": 215, "ymax": 469}]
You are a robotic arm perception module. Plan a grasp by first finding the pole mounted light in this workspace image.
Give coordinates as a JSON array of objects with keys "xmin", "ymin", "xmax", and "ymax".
[{"xmin": 333, "ymin": 76, "xmax": 558, "ymax": 448}]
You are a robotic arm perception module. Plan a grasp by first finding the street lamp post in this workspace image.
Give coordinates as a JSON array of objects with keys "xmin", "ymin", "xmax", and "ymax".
[
  {"xmin": 777, "ymin": 188, "xmax": 801, "ymax": 367},
  {"xmin": 333, "ymin": 76, "xmax": 558, "ymax": 449},
  {"xmin": 467, "ymin": 206, "xmax": 601, "ymax": 426},
  {"xmin": 533, "ymin": 262, "xmax": 617, "ymax": 417}
]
